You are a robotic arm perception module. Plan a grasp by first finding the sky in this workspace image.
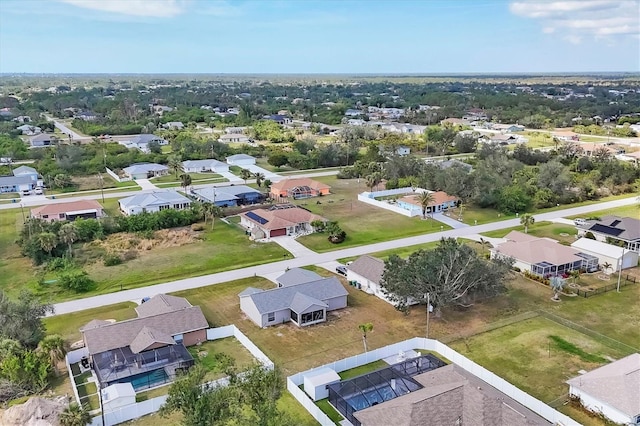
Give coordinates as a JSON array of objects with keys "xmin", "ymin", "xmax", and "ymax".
[{"xmin": 0, "ymin": 0, "xmax": 639, "ymax": 74}]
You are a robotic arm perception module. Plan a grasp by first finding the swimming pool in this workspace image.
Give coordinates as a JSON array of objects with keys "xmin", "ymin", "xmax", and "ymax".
[
  {"xmin": 127, "ymin": 369, "xmax": 169, "ymax": 391},
  {"xmin": 345, "ymin": 382, "xmax": 412, "ymax": 411}
]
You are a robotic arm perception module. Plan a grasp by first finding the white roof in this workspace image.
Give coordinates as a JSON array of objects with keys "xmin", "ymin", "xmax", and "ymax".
[
  {"xmin": 570, "ymin": 238, "xmax": 629, "ymax": 259},
  {"xmin": 304, "ymin": 367, "xmax": 340, "ymax": 386},
  {"xmin": 101, "ymin": 383, "xmax": 135, "ymax": 402},
  {"xmin": 567, "ymin": 353, "xmax": 640, "ymax": 417},
  {"xmin": 227, "ymin": 154, "xmax": 255, "ymax": 161}
]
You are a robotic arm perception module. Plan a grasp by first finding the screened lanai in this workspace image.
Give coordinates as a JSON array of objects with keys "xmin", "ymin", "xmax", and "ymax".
[{"xmin": 328, "ymin": 354, "xmax": 446, "ymax": 426}]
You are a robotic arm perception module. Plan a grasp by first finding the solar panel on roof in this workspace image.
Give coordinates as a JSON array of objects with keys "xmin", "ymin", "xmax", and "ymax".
[
  {"xmin": 610, "ymin": 220, "xmax": 621, "ymax": 227},
  {"xmin": 246, "ymin": 211, "xmax": 268, "ymax": 224},
  {"xmin": 590, "ymin": 224, "xmax": 623, "ymax": 236}
]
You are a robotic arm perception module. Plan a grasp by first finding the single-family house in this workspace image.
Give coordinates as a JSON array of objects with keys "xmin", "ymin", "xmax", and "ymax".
[
  {"xmin": 182, "ymin": 159, "xmax": 229, "ymax": 174},
  {"xmin": 163, "ymin": 121, "xmax": 184, "ymax": 130},
  {"xmin": 440, "ymin": 118, "xmax": 470, "ymax": 126},
  {"xmin": 577, "ymin": 215, "xmax": 640, "ymax": 253},
  {"xmin": 351, "ymin": 363, "xmax": 551, "ymax": 426},
  {"xmin": 0, "ymin": 165, "xmax": 40, "ymax": 193},
  {"xmin": 239, "ymin": 277, "xmax": 348, "ymax": 328},
  {"xmin": 266, "ymin": 115, "xmax": 292, "ymax": 125},
  {"xmin": 490, "ymin": 134, "xmax": 521, "ymax": 145},
  {"xmin": 31, "ymin": 200, "xmax": 104, "ymax": 222},
  {"xmin": 397, "ymin": 191, "xmax": 458, "ymax": 215},
  {"xmin": 123, "ymin": 163, "xmax": 169, "ymax": 180},
  {"xmin": 130, "ymin": 134, "xmax": 168, "ymax": 148},
  {"xmin": 578, "ymin": 142, "xmax": 621, "ymax": 157},
  {"xmin": 570, "ymin": 238, "xmax": 638, "ymax": 272},
  {"xmin": 270, "ymin": 178, "xmax": 331, "ymax": 199},
  {"xmin": 552, "ymin": 131, "xmax": 580, "ymax": 141},
  {"xmin": 566, "ymin": 353, "xmax": 640, "ymax": 426},
  {"xmin": 80, "ymin": 294, "xmax": 208, "ymax": 389},
  {"xmin": 16, "ymin": 124, "xmax": 41, "ymax": 135},
  {"xmin": 119, "ymin": 191, "xmax": 191, "ymax": 215},
  {"xmin": 13, "ymin": 115, "xmax": 31, "ymax": 123},
  {"xmin": 240, "ymin": 204, "xmax": 325, "ymax": 239},
  {"xmin": 346, "ymin": 255, "xmax": 389, "ymax": 302},
  {"xmin": 76, "ymin": 111, "xmax": 98, "ymax": 121},
  {"xmin": 489, "ymin": 123, "xmax": 525, "ymax": 133},
  {"xmin": 345, "ymin": 109, "xmax": 363, "ymax": 117},
  {"xmin": 226, "ymin": 154, "xmax": 256, "ymax": 166},
  {"xmin": 490, "ymin": 231, "xmax": 599, "ymax": 277},
  {"xmin": 379, "ymin": 145, "xmax": 411, "ymax": 157},
  {"xmin": 225, "ymin": 126, "xmax": 248, "ymax": 134},
  {"xmin": 276, "ymin": 268, "xmax": 323, "ymax": 288},
  {"xmin": 191, "ymin": 185, "xmax": 264, "ymax": 207},
  {"xmin": 219, "ymin": 133, "xmax": 251, "ymax": 144},
  {"xmin": 29, "ymin": 133, "xmax": 56, "ymax": 147}
]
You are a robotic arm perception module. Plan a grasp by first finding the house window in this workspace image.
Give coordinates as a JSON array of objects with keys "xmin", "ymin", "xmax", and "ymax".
[
  {"xmin": 42, "ymin": 215, "xmax": 49, "ymax": 218},
  {"xmin": 59, "ymin": 213, "xmax": 65, "ymax": 219},
  {"xmin": 173, "ymin": 334, "xmax": 183, "ymax": 344},
  {"xmin": 290, "ymin": 311, "xmax": 298, "ymax": 323},
  {"xmin": 301, "ymin": 310, "xmax": 324, "ymax": 325},
  {"xmin": 267, "ymin": 312, "xmax": 275, "ymax": 322}
]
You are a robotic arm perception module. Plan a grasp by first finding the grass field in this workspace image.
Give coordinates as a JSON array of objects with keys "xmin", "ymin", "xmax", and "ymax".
[
  {"xmin": 294, "ymin": 177, "xmax": 452, "ymax": 252},
  {"xmin": 481, "ymin": 221, "xmax": 578, "ymax": 244},
  {"xmin": 151, "ymin": 172, "xmax": 222, "ymax": 183},
  {"xmin": 567, "ymin": 202, "xmax": 640, "ymax": 221}
]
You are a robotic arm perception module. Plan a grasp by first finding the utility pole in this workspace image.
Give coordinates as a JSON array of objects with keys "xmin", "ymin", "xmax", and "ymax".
[
  {"xmin": 98, "ymin": 172, "xmax": 105, "ymax": 203},
  {"xmin": 617, "ymin": 246, "xmax": 625, "ymax": 292}
]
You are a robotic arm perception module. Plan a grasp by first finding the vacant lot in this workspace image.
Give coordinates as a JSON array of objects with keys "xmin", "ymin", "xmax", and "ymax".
[
  {"xmin": 294, "ymin": 177, "xmax": 451, "ymax": 252},
  {"xmin": 482, "ymin": 221, "xmax": 578, "ymax": 244}
]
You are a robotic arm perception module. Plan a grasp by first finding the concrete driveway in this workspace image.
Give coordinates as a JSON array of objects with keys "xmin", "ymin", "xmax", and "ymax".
[
  {"xmin": 134, "ymin": 179, "xmax": 158, "ymax": 190},
  {"xmin": 433, "ymin": 212, "xmax": 469, "ymax": 229}
]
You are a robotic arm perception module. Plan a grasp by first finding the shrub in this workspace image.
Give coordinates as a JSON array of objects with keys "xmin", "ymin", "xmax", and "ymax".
[
  {"xmin": 512, "ymin": 266, "xmax": 521, "ymax": 272},
  {"xmin": 103, "ymin": 254, "xmax": 123, "ymax": 266},
  {"xmin": 58, "ymin": 270, "xmax": 95, "ymax": 293},
  {"xmin": 46, "ymin": 257, "xmax": 74, "ymax": 272},
  {"xmin": 584, "ymin": 231, "xmax": 596, "ymax": 240}
]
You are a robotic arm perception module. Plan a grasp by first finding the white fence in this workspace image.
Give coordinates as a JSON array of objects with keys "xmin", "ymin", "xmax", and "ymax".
[
  {"xmin": 70, "ymin": 325, "xmax": 273, "ymax": 426},
  {"xmin": 105, "ymin": 167, "xmax": 131, "ymax": 183},
  {"xmin": 287, "ymin": 338, "xmax": 581, "ymax": 426},
  {"xmin": 357, "ymin": 187, "xmax": 428, "ymax": 218}
]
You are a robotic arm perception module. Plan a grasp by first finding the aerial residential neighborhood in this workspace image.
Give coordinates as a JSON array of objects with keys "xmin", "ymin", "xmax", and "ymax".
[{"xmin": 1, "ymin": 1, "xmax": 640, "ymax": 425}]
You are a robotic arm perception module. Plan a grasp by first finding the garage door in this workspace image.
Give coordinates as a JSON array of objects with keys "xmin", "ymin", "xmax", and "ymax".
[{"xmin": 270, "ymin": 228, "xmax": 286, "ymax": 237}]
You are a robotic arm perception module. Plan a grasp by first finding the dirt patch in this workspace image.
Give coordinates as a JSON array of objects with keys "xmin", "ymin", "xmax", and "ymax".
[{"xmin": 91, "ymin": 227, "xmax": 203, "ymax": 257}]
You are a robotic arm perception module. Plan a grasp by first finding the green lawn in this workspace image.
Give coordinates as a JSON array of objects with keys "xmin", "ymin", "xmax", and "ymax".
[
  {"xmin": 188, "ymin": 337, "xmax": 256, "ymax": 381},
  {"xmin": 482, "ymin": 221, "xmax": 578, "ymax": 245},
  {"xmin": 51, "ymin": 186, "xmax": 141, "ymax": 199},
  {"xmin": 316, "ymin": 399, "xmax": 343, "ymax": 424},
  {"xmin": 0, "ymin": 192, "xmax": 20, "ymax": 199},
  {"xmin": 151, "ymin": 172, "xmax": 222, "ymax": 183},
  {"xmin": 338, "ymin": 360, "xmax": 388, "ymax": 379},
  {"xmin": 339, "ymin": 241, "xmax": 440, "ymax": 264},
  {"xmin": 294, "ymin": 177, "xmax": 452, "ymax": 252},
  {"xmin": 567, "ymin": 202, "xmax": 640, "ymax": 221},
  {"xmin": 449, "ymin": 316, "xmax": 631, "ymax": 403}
]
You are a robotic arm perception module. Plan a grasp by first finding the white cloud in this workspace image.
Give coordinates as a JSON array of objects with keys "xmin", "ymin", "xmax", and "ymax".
[
  {"xmin": 59, "ymin": 0, "xmax": 188, "ymax": 18},
  {"xmin": 509, "ymin": 1, "xmax": 640, "ymax": 43}
]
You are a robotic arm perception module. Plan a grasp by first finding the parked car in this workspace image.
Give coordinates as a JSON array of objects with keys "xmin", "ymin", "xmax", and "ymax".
[
  {"xmin": 574, "ymin": 218, "xmax": 587, "ymax": 226},
  {"xmin": 336, "ymin": 266, "xmax": 348, "ymax": 276},
  {"xmin": 34, "ymin": 187, "xmax": 43, "ymax": 195}
]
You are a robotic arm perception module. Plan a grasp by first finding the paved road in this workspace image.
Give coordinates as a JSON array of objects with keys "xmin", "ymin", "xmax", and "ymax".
[
  {"xmin": 49, "ymin": 195, "xmax": 638, "ymax": 316},
  {"xmin": 45, "ymin": 115, "xmax": 87, "ymax": 141},
  {"xmin": 0, "ymin": 169, "xmax": 341, "ymax": 210}
]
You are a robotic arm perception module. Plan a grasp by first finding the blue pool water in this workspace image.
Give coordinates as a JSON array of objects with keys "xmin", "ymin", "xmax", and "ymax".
[
  {"xmin": 345, "ymin": 385, "xmax": 400, "ymax": 411},
  {"xmin": 128, "ymin": 369, "xmax": 168, "ymax": 391}
]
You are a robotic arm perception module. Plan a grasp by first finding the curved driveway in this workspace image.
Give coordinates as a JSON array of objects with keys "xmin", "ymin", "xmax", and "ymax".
[{"xmin": 49, "ymin": 196, "xmax": 638, "ymax": 316}]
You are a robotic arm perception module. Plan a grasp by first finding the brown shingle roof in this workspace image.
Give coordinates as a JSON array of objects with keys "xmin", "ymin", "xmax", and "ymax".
[
  {"xmin": 129, "ymin": 326, "xmax": 176, "ymax": 354},
  {"xmin": 79, "ymin": 319, "xmax": 112, "ymax": 332},
  {"xmin": 270, "ymin": 178, "xmax": 330, "ymax": 192},
  {"xmin": 82, "ymin": 306, "xmax": 208, "ymax": 355},
  {"xmin": 494, "ymin": 232, "xmax": 583, "ymax": 265},
  {"xmin": 355, "ymin": 364, "xmax": 550, "ymax": 425},
  {"xmin": 348, "ymin": 255, "xmax": 385, "ymax": 285},
  {"xmin": 241, "ymin": 206, "xmax": 324, "ymax": 231},
  {"xmin": 135, "ymin": 294, "xmax": 192, "ymax": 317},
  {"xmin": 31, "ymin": 200, "xmax": 103, "ymax": 217}
]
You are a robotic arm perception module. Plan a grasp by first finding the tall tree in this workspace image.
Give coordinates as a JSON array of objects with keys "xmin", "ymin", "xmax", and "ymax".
[
  {"xmin": 202, "ymin": 202, "xmax": 221, "ymax": 230},
  {"xmin": 0, "ymin": 291, "xmax": 53, "ymax": 348},
  {"xmin": 358, "ymin": 323, "xmax": 373, "ymax": 352},
  {"xmin": 381, "ymin": 238, "xmax": 513, "ymax": 314},
  {"xmin": 418, "ymin": 192, "xmax": 435, "ymax": 219},
  {"xmin": 167, "ymin": 154, "xmax": 183, "ymax": 178},
  {"xmin": 58, "ymin": 223, "xmax": 78, "ymax": 257},
  {"xmin": 254, "ymin": 172, "xmax": 265, "ymax": 187},
  {"xmin": 37, "ymin": 232, "xmax": 57, "ymax": 256},
  {"xmin": 520, "ymin": 213, "xmax": 535, "ymax": 234},
  {"xmin": 37, "ymin": 334, "xmax": 67, "ymax": 375},
  {"xmin": 180, "ymin": 173, "xmax": 192, "ymax": 193},
  {"xmin": 550, "ymin": 275, "xmax": 566, "ymax": 301},
  {"xmin": 365, "ymin": 172, "xmax": 382, "ymax": 192},
  {"xmin": 240, "ymin": 168, "xmax": 252, "ymax": 184},
  {"xmin": 59, "ymin": 402, "xmax": 92, "ymax": 426}
]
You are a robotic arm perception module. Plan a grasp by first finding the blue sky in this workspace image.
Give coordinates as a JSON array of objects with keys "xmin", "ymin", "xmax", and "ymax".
[{"xmin": 0, "ymin": 0, "xmax": 638, "ymax": 73}]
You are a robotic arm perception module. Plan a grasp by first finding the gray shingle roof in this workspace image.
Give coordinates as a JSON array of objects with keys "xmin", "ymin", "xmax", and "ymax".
[
  {"xmin": 129, "ymin": 326, "xmax": 176, "ymax": 354},
  {"xmin": 131, "ymin": 134, "xmax": 166, "ymax": 144},
  {"xmin": 587, "ymin": 215, "xmax": 640, "ymax": 241},
  {"xmin": 123, "ymin": 163, "xmax": 169, "ymax": 175},
  {"xmin": 12, "ymin": 165, "xmax": 37, "ymax": 175},
  {"xmin": 192, "ymin": 185, "xmax": 261, "ymax": 203},
  {"xmin": 119, "ymin": 191, "xmax": 190, "ymax": 209},
  {"xmin": 226, "ymin": 154, "xmax": 255, "ymax": 162},
  {"xmin": 82, "ymin": 306, "xmax": 208, "ymax": 355},
  {"xmin": 238, "ymin": 287, "xmax": 263, "ymax": 297},
  {"xmin": 276, "ymin": 268, "xmax": 322, "ymax": 287},
  {"xmin": 348, "ymin": 255, "xmax": 385, "ymax": 285},
  {"xmin": 244, "ymin": 277, "xmax": 347, "ymax": 315},
  {"xmin": 135, "ymin": 294, "xmax": 192, "ymax": 318},
  {"xmin": 182, "ymin": 159, "xmax": 226, "ymax": 169},
  {"xmin": 290, "ymin": 293, "xmax": 327, "ymax": 313},
  {"xmin": 30, "ymin": 133, "xmax": 53, "ymax": 142},
  {"xmin": 566, "ymin": 353, "xmax": 640, "ymax": 417},
  {"xmin": 0, "ymin": 174, "xmax": 34, "ymax": 187}
]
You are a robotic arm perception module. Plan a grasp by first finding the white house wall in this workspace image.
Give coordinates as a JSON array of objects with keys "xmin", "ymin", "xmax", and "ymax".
[
  {"xmin": 239, "ymin": 297, "xmax": 263, "ymax": 327},
  {"xmin": 261, "ymin": 308, "xmax": 291, "ymax": 328},
  {"xmin": 324, "ymin": 295, "xmax": 347, "ymax": 311},
  {"xmin": 569, "ymin": 386, "xmax": 633, "ymax": 425}
]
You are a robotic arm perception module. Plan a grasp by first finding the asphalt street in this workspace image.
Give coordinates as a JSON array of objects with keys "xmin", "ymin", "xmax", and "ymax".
[{"xmin": 49, "ymin": 195, "xmax": 638, "ymax": 316}]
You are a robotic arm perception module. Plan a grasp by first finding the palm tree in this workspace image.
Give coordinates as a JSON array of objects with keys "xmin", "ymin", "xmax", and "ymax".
[
  {"xmin": 37, "ymin": 334, "xmax": 67, "ymax": 374},
  {"xmin": 478, "ymin": 237, "xmax": 489, "ymax": 254},
  {"xmin": 167, "ymin": 154, "xmax": 183, "ymax": 178},
  {"xmin": 418, "ymin": 191, "xmax": 435, "ymax": 219},
  {"xmin": 550, "ymin": 275, "xmax": 565, "ymax": 301},
  {"xmin": 365, "ymin": 172, "xmax": 381, "ymax": 192},
  {"xmin": 602, "ymin": 262, "xmax": 612, "ymax": 275},
  {"xmin": 358, "ymin": 323, "xmax": 374, "ymax": 352},
  {"xmin": 263, "ymin": 179, "xmax": 272, "ymax": 189},
  {"xmin": 240, "ymin": 168, "xmax": 252, "ymax": 184},
  {"xmin": 254, "ymin": 172, "xmax": 265, "ymax": 187},
  {"xmin": 180, "ymin": 173, "xmax": 192, "ymax": 193},
  {"xmin": 58, "ymin": 223, "xmax": 78, "ymax": 257},
  {"xmin": 59, "ymin": 402, "xmax": 91, "ymax": 426},
  {"xmin": 202, "ymin": 202, "xmax": 222, "ymax": 229},
  {"xmin": 38, "ymin": 232, "xmax": 57, "ymax": 255},
  {"xmin": 520, "ymin": 213, "xmax": 535, "ymax": 234}
]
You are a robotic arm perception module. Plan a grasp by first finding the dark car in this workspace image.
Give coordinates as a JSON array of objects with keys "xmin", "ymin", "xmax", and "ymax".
[{"xmin": 336, "ymin": 266, "xmax": 348, "ymax": 276}]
